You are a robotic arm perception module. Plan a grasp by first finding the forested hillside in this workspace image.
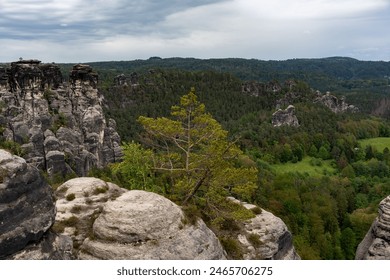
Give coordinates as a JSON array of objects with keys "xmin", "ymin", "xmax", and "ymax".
[
  {"xmin": 85, "ymin": 57, "xmax": 390, "ymax": 260},
  {"xmin": 79, "ymin": 56, "xmax": 390, "ymax": 116}
]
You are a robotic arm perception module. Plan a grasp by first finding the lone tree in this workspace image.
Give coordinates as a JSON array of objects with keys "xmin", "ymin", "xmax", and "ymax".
[{"xmin": 138, "ymin": 88, "xmax": 257, "ymax": 223}]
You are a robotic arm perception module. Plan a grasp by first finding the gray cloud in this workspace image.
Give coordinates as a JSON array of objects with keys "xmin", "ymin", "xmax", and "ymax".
[
  {"xmin": 0, "ymin": 0, "xmax": 389, "ymax": 62},
  {"xmin": 0, "ymin": 0, "xmax": 228, "ymax": 40}
]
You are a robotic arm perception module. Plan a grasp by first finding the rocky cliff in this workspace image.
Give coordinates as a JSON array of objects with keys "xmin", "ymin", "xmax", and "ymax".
[
  {"xmin": 54, "ymin": 178, "xmax": 226, "ymax": 260},
  {"xmin": 0, "ymin": 60, "xmax": 122, "ymax": 177},
  {"xmin": 314, "ymin": 91, "xmax": 358, "ymax": 113},
  {"xmin": 1, "ymin": 149, "xmax": 300, "ymax": 260},
  {"xmin": 0, "ymin": 149, "xmax": 72, "ymax": 259},
  {"xmin": 272, "ymin": 105, "xmax": 299, "ymax": 127},
  {"xmin": 355, "ymin": 195, "xmax": 390, "ymax": 260},
  {"xmin": 228, "ymin": 197, "xmax": 300, "ymax": 260}
]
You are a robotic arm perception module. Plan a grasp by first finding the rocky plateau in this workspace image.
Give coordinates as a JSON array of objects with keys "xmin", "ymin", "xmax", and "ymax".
[{"xmin": 1, "ymin": 148, "xmax": 301, "ymax": 260}]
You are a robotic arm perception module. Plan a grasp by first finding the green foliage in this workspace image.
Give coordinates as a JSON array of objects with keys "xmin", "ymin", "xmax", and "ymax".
[
  {"xmin": 111, "ymin": 141, "xmax": 159, "ymax": 192},
  {"xmin": 272, "ymin": 157, "xmax": 336, "ymax": 177},
  {"xmin": 138, "ymin": 89, "xmax": 258, "ymax": 203},
  {"xmin": 65, "ymin": 193, "xmax": 76, "ymax": 201},
  {"xmin": 65, "ymin": 57, "xmax": 390, "ymax": 259},
  {"xmin": 247, "ymin": 233, "xmax": 263, "ymax": 247},
  {"xmin": 138, "ymin": 89, "xmax": 257, "ymax": 225},
  {"xmin": 219, "ymin": 236, "xmax": 244, "ymax": 259},
  {"xmin": 340, "ymin": 227, "xmax": 356, "ymax": 260},
  {"xmin": 359, "ymin": 137, "xmax": 390, "ymax": 153}
]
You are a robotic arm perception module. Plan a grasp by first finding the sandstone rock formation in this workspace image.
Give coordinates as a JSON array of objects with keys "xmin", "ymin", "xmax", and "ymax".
[
  {"xmin": 1, "ymin": 149, "xmax": 298, "ymax": 260},
  {"xmin": 0, "ymin": 149, "xmax": 72, "ymax": 259},
  {"xmin": 228, "ymin": 197, "xmax": 300, "ymax": 260},
  {"xmin": 355, "ymin": 195, "xmax": 390, "ymax": 260},
  {"xmin": 0, "ymin": 60, "xmax": 122, "ymax": 177},
  {"xmin": 114, "ymin": 72, "xmax": 139, "ymax": 87},
  {"xmin": 54, "ymin": 178, "xmax": 226, "ymax": 260},
  {"xmin": 272, "ymin": 105, "xmax": 299, "ymax": 127},
  {"xmin": 242, "ymin": 80, "xmax": 282, "ymax": 97},
  {"xmin": 314, "ymin": 91, "xmax": 358, "ymax": 113}
]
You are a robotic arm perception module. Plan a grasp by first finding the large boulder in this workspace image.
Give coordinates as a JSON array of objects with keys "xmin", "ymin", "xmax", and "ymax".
[
  {"xmin": 314, "ymin": 91, "xmax": 358, "ymax": 113},
  {"xmin": 228, "ymin": 197, "xmax": 300, "ymax": 260},
  {"xmin": 0, "ymin": 149, "xmax": 72, "ymax": 259},
  {"xmin": 272, "ymin": 105, "xmax": 299, "ymax": 127},
  {"xmin": 355, "ymin": 195, "xmax": 390, "ymax": 260},
  {"xmin": 54, "ymin": 178, "xmax": 226, "ymax": 260}
]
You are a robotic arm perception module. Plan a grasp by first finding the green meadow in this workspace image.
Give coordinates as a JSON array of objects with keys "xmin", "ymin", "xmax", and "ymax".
[
  {"xmin": 271, "ymin": 156, "xmax": 337, "ymax": 176},
  {"xmin": 358, "ymin": 137, "xmax": 390, "ymax": 152}
]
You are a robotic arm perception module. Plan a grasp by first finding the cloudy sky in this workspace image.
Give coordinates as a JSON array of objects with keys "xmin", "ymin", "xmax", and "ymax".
[{"xmin": 0, "ymin": 0, "xmax": 389, "ymax": 63}]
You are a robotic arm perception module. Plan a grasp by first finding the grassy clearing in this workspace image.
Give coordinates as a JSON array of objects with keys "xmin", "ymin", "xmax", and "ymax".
[
  {"xmin": 272, "ymin": 157, "xmax": 337, "ymax": 176},
  {"xmin": 358, "ymin": 137, "xmax": 390, "ymax": 152}
]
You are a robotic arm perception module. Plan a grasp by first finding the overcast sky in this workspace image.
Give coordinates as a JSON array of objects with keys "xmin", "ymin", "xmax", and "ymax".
[{"xmin": 0, "ymin": 0, "xmax": 389, "ymax": 63}]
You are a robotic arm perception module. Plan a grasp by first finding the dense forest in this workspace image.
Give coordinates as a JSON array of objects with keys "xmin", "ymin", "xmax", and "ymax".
[
  {"xmin": 2, "ymin": 57, "xmax": 387, "ymax": 259},
  {"xmin": 75, "ymin": 56, "xmax": 390, "ymax": 116},
  {"xmin": 80, "ymin": 57, "xmax": 390, "ymax": 259}
]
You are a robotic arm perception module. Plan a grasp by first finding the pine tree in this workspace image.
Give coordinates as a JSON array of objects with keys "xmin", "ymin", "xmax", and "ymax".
[{"xmin": 138, "ymin": 88, "xmax": 258, "ymax": 223}]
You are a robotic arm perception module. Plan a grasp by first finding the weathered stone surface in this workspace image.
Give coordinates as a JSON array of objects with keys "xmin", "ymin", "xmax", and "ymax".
[
  {"xmin": 355, "ymin": 196, "xmax": 390, "ymax": 260},
  {"xmin": 0, "ymin": 60, "xmax": 122, "ymax": 178},
  {"xmin": 54, "ymin": 178, "xmax": 226, "ymax": 260},
  {"xmin": 242, "ymin": 81, "xmax": 282, "ymax": 97},
  {"xmin": 6, "ymin": 232, "xmax": 73, "ymax": 260},
  {"xmin": 54, "ymin": 177, "xmax": 126, "ymax": 249},
  {"xmin": 228, "ymin": 197, "xmax": 300, "ymax": 260},
  {"xmin": 272, "ymin": 105, "xmax": 299, "ymax": 127},
  {"xmin": 314, "ymin": 91, "xmax": 359, "ymax": 113},
  {"xmin": 114, "ymin": 72, "xmax": 139, "ymax": 87},
  {"xmin": 79, "ymin": 190, "xmax": 226, "ymax": 260},
  {"xmin": 0, "ymin": 149, "xmax": 56, "ymax": 258}
]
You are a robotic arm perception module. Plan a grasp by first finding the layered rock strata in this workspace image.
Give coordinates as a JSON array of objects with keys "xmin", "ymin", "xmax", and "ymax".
[
  {"xmin": 54, "ymin": 178, "xmax": 226, "ymax": 260},
  {"xmin": 272, "ymin": 105, "xmax": 299, "ymax": 127},
  {"xmin": 314, "ymin": 91, "xmax": 358, "ymax": 113},
  {"xmin": 355, "ymin": 195, "xmax": 390, "ymax": 260},
  {"xmin": 0, "ymin": 60, "xmax": 122, "ymax": 177},
  {"xmin": 0, "ymin": 149, "xmax": 72, "ymax": 259},
  {"xmin": 228, "ymin": 197, "xmax": 300, "ymax": 260}
]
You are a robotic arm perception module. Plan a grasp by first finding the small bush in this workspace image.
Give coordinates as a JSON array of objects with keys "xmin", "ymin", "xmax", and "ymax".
[
  {"xmin": 92, "ymin": 186, "xmax": 108, "ymax": 195},
  {"xmin": 66, "ymin": 193, "xmax": 76, "ymax": 201},
  {"xmin": 51, "ymin": 222, "xmax": 65, "ymax": 233},
  {"xmin": 70, "ymin": 205, "xmax": 82, "ymax": 213},
  {"xmin": 251, "ymin": 206, "xmax": 262, "ymax": 215},
  {"xmin": 63, "ymin": 216, "xmax": 79, "ymax": 227},
  {"xmin": 219, "ymin": 236, "xmax": 243, "ymax": 259},
  {"xmin": 247, "ymin": 233, "xmax": 263, "ymax": 247},
  {"xmin": 181, "ymin": 204, "xmax": 201, "ymax": 226}
]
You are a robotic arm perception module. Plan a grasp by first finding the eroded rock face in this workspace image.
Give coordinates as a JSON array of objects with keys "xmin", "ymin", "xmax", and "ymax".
[
  {"xmin": 314, "ymin": 91, "xmax": 358, "ymax": 113},
  {"xmin": 0, "ymin": 149, "xmax": 72, "ymax": 260},
  {"xmin": 228, "ymin": 197, "xmax": 300, "ymax": 260},
  {"xmin": 0, "ymin": 60, "xmax": 122, "ymax": 178},
  {"xmin": 54, "ymin": 179, "xmax": 226, "ymax": 260},
  {"xmin": 242, "ymin": 81, "xmax": 282, "ymax": 97},
  {"xmin": 355, "ymin": 196, "xmax": 390, "ymax": 260},
  {"xmin": 272, "ymin": 105, "xmax": 299, "ymax": 127}
]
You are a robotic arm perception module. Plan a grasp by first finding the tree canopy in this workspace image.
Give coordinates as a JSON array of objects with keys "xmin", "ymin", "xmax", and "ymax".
[{"xmin": 137, "ymin": 88, "xmax": 258, "ymax": 225}]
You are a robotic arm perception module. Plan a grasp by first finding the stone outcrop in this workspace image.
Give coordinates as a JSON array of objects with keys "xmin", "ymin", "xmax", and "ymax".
[
  {"xmin": 0, "ymin": 149, "xmax": 72, "ymax": 259},
  {"xmin": 314, "ymin": 91, "xmax": 358, "ymax": 113},
  {"xmin": 242, "ymin": 81, "xmax": 282, "ymax": 97},
  {"xmin": 272, "ymin": 105, "xmax": 299, "ymax": 127},
  {"xmin": 54, "ymin": 178, "xmax": 226, "ymax": 260},
  {"xmin": 228, "ymin": 197, "xmax": 300, "ymax": 260},
  {"xmin": 355, "ymin": 195, "xmax": 390, "ymax": 260},
  {"xmin": 114, "ymin": 72, "xmax": 139, "ymax": 87},
  {"xmin": 0, "ymin": 60, "xmax": 122, "ymax": 177},
  {"xmin": 1, "ymin": 150, "xmax": 298, "ymax": 260}
]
